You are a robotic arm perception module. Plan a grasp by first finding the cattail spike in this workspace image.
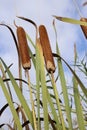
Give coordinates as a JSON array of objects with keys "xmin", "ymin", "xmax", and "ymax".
[
  {"xmin": 39, "ymin": 25, "xmax": 55, "ymax": 73},
  {"xmin": 17, "ymin": 26, "xmax": 31, "ymax": 69},
  {"xmin": 80, "ymin": 17, "xmax": 87, "ymax": 39}
]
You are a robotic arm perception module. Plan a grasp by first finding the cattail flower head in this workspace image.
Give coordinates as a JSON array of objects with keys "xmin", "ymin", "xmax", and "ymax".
[
  {"xmin": 80, "ymin": 17, "xmax": 87, "ymax": 39},
  {"xmin": 17, "ymin": 26, "xmax": 31, "ymax": 69},
  {"xmin": 39, "ymin": 25, "xmax": 55, "ymax": 73}
]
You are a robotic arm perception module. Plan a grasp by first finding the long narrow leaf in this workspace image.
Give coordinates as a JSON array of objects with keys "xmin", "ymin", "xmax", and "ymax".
[
  {"xmin": 0, "ymin": 77, "xmax": 22, "ymax": 130},
  {"xmin": 73, "ymin": 77, "xmax": 85, "ymax": 130},
  {"xmin": 0, "ymin": 59, "xmax": 34, "ymax": 128},
  {"xmin": 36, "ymin": 42, "xmax": 41, "ymax": 130},
  {"xmin": 37, "ymin": 40, "xmax": 49, "ymax": 130},
  {"xmin": 40, "ymin": 47, "xmax": 49, "ymax": 130},
  {"xmin": 53, "ymin": 21, "xmax": 73, "ymax": 130},
  {"xmin": 47, "ymin": 89, "xmax": 62, "ymax": 130},
  {"xmin": 53, "ymin": 16, "xmax": 87, "ymax": 26},
  {"xmin": 53, "ymin": 53, "xmax": 87, "ymax": 97}
]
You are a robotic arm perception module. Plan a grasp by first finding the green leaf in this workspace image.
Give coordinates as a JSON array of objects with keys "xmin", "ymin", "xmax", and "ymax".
[
  {"xmin": 53, "ymin": 21, "xmax": 73, "ymax": 130},
  {"xmin": 36, "ymin": 43, "xmax": 41, "ymax": 130},
  {"xmin": 0, "ymin": 77, "xmax": 22, "ymax": 130},
  {"xmin": 39, "ymin": 46, "xmax": 49, "ymax": 130},
  {"xmin": 73, "ymin": 77, "xmax": 85, "ymax": 130},
  {"xmin": 0, "ymin": 59, "xmax": 34, "ymax": 128},
  {"xmin": 53, "ymin": 16, "xmax": 87, "ymax": 26}
]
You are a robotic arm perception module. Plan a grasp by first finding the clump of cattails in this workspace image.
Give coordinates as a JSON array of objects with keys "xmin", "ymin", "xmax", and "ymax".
[
  {"xmin": 16, "ymin": 26, "xmax": 31, "ymax": 69},
  {"xmin": 39, "ymin": 25, "xmax": 55, "ymax": 73},
  {"xmin": 80, "ymin": 17, "xmax": 87, "ymax": 39}
]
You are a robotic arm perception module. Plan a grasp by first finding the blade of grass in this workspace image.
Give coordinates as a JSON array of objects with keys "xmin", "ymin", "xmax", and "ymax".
[
  {"xmin": 73, "ymin": 46, "xmax": 85, "ymax": 130},
  {"xmin": 50, "ymin": 73, "xmax": 66, "ymax": 130},
  {"xmin": 53, "ymin": 16, "xmax": 87, "ymax": 26},
  {"xmin": 17, "ymin": 16, "xmax": 37, "ymax": 29},
  {"xmin": 26, "ymin": 33, "xmax": 36, "ymax": 49},
  {"xmin": 40, "ymin": 61, "xmax": 49, "ymax": 130},
  {"xmin": 0, "ymin": 23, "xmax": 22, "ymax": 90},
  {"xmin": 0, "ymin": 59, "xmax": 34, "ymax": 128},
  {"xmin": 25, "ymin": 70, "xmax": 37, "ymax": 130},
  {"xmin": 36, "ymin": 40, "xmax": 41, "ymax": 130},
  {"xmin": 53, "ymin": 20, "xmax": 73, "ymax": 130},
  {"xmin": 0, "ymin": 61, "xmax": 13, "ymax": 101},
  {"xmin": 28, "ymin": 45, "xmax": 36, "ymax": 69},
  {"xmin": 53, "ymin": 53, "xmax": 87, "ymax": 97},
  {"xmin": 37, "ymin": 39, "xmax": 49, "ymax": 130},
  {"xmin": 0, "ymin": 77, "xmax": 22, "ymax": 130},
  {"xmin": 15, "ymin": 103, "xmax": 30, "ymax": 130},
  {"xmin": 47, "ymin": 84, "xmax": 63, "ymax": 130},
  {"xmin": 36, "ymin": 41, "xmax": 60, "ymax": 129},
  {"xmin": 73, "ymin": 76, "xmax": 85, "ymax": 130}
]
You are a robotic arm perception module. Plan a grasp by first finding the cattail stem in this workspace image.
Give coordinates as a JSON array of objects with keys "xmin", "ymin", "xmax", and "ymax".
[
  {"xmin": 25, "ymin": 70, "xmax": 37, "ymax": 130},
  {"xmin": 50, "ymin": 71, "xmax": 66, "ymax": 130}
]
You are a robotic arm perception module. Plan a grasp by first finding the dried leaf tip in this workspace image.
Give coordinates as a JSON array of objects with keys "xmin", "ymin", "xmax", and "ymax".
[
  {"xmin": 80, "ymin": 17, "xmax": 87, "ymax": 39},
  {"xmin": 52, "ymin": 15, "xmax": 62, "ymax": 21},
  {"xmin": 17, "ymin": 26, "xmax": 31, "ymax": 69},
  {"xmin": 39, "ymin": 25, "xmax": 55, "ymax": 73},
  {"xmin": 83, "ymin": 2, "xmax": 87, "ymax": 6}
]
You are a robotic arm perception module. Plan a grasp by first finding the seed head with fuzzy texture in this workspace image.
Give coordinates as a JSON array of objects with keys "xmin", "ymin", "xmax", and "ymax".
[
  {"xmin": 17, "ymin": 26, "xmax": 31, "ymax": 70},
  {"xmin": 39, "ymin": 25, "xmax": 55, "ymax": 73},
  {"xmin": 80, "ymin": 17, "xmax": 87, "ymax": 39}
]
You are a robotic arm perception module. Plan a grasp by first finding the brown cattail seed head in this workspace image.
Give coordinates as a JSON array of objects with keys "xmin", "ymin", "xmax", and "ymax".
[
  {"xmin": 80, "ymin": 17, "xmax": 87, "ymax": 39},
  {"xmin": 39, "ymin": 25, "xmax": 55, "ymax": 73},
  {"xmin": 17, "ymin": 27, "xmax": 31, "ymax": 69}
]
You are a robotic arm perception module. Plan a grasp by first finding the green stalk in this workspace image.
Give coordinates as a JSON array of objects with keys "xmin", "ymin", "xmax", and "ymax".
[
  {"xmin": 36, "ymin": 43, "xmax": 41, "ymax": 130},
  {"xmin": 26, "ymin": 70, "xmax": 37, "ymax": 130},
  {"xmin": 51, "ymin": 72, "xmax": 66, "ymax": 130}
]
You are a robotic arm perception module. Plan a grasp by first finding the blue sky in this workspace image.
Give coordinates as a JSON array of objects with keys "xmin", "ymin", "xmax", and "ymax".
[
  {"xmin": 0, "ymin": 0, "xmax": 87, "ymax": 66},
  {"xmin": 0, "ymin": 0, "xmax": 87, "ymax": 128}
]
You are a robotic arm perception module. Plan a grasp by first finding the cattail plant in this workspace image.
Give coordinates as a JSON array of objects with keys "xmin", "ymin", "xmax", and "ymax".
[
  {"xmin": 80, "ymin": 17, "xmax": 87, "ymax": 39},
  {"xmin": 39, "ymin": 25, "xmax": 55, "ymax": 73},
  {"xmin": 17, "ymin": 26, "xmax": 31, "ymax": 69},
  {"xmin": 39, "ymin": 25, "xmax": 66, "ymax": 130},
  {"xmin": 16, "ymin": 26, "xmax": 37, "ymax": 130}
]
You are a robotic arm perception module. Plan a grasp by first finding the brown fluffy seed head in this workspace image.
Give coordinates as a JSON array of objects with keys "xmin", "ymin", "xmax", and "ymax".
[
  {"xmin": 39, "ymin": 25, "xmax": 55, "ymax": 73},
  {"xmin": 80, "ymin": 17, "xmax": 87, "ymax": 39},
  {"xmin": 17, "ymin": 27, "xmax": 31, "ymax": 69}
]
